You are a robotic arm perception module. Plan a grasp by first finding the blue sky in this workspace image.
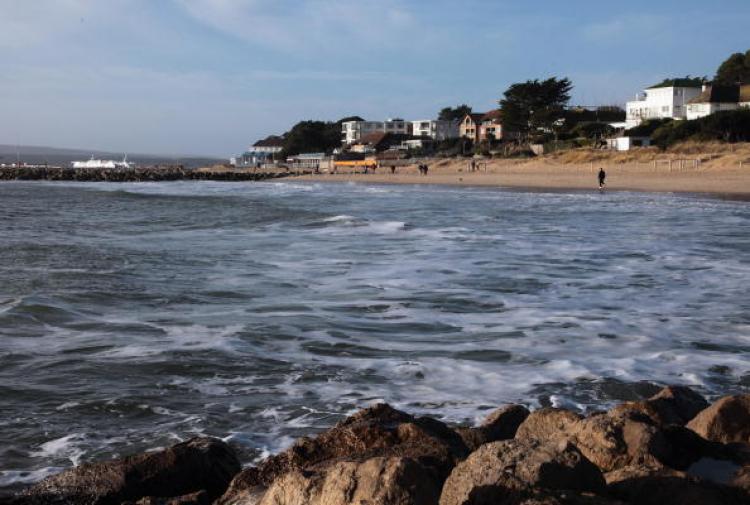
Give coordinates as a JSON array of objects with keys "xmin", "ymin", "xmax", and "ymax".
[{"xmin": 1, "ymin": 0, "xmax": 749, "ymax": 156}]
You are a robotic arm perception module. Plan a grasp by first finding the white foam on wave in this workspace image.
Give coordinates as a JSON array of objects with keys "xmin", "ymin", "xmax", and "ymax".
[{"xmin": 30, "ymin": 434, "xmax": 87, "ymax": 466}]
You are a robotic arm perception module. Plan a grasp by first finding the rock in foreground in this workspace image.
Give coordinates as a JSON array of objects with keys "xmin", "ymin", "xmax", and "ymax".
[
  {"xmin": 687, "ymin": 394, "xmax": 750, "ymax": 444},
  {"xmin": 12, "ymin": 387, "xmax": 750, "ymax": 505},
  {"xmin": 439, "ymin": 438, "xmax": 605, "ymax": 505},
  {"xmin": 15, "ymin": 437, "xmax": 240, "ymax": 505}
]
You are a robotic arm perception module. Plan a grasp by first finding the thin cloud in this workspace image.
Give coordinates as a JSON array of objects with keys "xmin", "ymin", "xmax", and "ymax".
[{"xmin": 173, "ymin": 0, "xmax": 420, "ymax": 53}]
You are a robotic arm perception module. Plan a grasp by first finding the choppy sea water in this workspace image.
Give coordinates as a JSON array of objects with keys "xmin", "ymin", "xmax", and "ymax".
[{"xmin": 1, "ymin": 180, "xmax": 749, "ymax": 492}]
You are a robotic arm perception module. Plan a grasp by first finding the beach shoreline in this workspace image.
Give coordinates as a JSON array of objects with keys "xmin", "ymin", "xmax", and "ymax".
[{"xmin": 295, "ymin": 159, "xmax": 750, "ymax": 198}]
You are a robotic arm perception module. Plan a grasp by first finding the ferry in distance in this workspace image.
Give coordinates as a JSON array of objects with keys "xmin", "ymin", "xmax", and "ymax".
[{"xmin": 71, "ymin": 156, "xmax": 132, "ymax": 169}]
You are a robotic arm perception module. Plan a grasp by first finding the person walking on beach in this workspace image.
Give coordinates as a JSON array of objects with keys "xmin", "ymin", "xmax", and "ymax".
[
  {"xmin": 391, "ymin": 165, "xmax": 396, "ymax": 175},
  {"xmin": 598, "ymin": 167, "xmax": 606, "ymax": 189}
]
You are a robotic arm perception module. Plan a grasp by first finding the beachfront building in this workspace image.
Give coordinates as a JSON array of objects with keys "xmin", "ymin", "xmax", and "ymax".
[
  {"xmin": 459, "ymin": 111, "xmax": 505, "ymax": 142},
  {"xmin": 686, "ymin": 84, "xmax": 750, "ymax": 120},
  {"xmin": 341, "ymin": 119, "xmax": 410, "ymax": 145},
  {"xmin": 625, "ymin": 79, "xmax": 703, "ymax": 128},
  {"xmin": 743, "ymin": 85, "xmax": 750, "ymax": 108},
  {"xmin": 607, "ymin": 136, "xmax": 652, "ymax": 151},
  {"xmin": 286, "ymin": 152, "xmax": 332, "ymax": 172},
  {"xmin": 410, "ymin": 120, "xmax": 460, "ymax": 140},
  {"xmin": 479, "ymin": 110, "xmax": 504, "ymax": 141},
  {"xmin": 459, "ymin": 113, "xmax": 486, "ymax": 143},
  {"xmin": 233, "ymin": 135, "xmax": 285, "ymax": 167},
  {"xmin": 687, "ymin": 85, "xmax": 740, "ymax": 120}
]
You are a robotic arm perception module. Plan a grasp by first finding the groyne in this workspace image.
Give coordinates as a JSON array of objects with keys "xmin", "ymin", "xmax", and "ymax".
[
  {"xmin": 0, "ymin": 166, "xmax": 300, "ymax": 182},
  {"xmin": 8, "ymin": 387, "xmax": 750, "ymax": 505}
]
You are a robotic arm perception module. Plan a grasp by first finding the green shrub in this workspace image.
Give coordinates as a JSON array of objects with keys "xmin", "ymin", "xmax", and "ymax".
[{"xmin": 652, "ymin": 109, "xmax": 750, "ymax": 148}]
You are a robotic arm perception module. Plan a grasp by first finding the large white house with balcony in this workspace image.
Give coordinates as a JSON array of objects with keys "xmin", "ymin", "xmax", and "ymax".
[
  {"xmin": 341, "ymin": 119, "xmax": 410, "ymax": 144},
  {"xmin": 625, "ymin": 79, "xmax": 703, "ymax": 128}
]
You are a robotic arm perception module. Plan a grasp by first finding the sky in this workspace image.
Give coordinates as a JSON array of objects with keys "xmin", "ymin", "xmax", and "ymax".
[{"xmin": 1, "ymin": 0, "xmax": 749, "ymax": 157}]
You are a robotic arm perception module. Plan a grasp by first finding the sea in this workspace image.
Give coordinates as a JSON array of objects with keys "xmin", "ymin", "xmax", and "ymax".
[{"xmin": 1, "ymin": 180, "xmax": 749, "ymax": 492}]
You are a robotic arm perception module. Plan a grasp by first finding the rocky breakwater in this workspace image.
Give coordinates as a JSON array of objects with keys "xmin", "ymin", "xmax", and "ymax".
[
  {"xmin": 0, "ymin": 166, "xmax": 294, "ymax": 182},
  {"xmin": 9, "ymin": 388, "xmax": 750, "ymax": 505}
]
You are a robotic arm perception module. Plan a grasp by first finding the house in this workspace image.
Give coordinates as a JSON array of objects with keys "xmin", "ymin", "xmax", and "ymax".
[
  {"xmin": 233, "ymin": 135, "xmax": 285, "ymax": 166},
  {"xmin": 686, "ymin": 84, "xmax": 739, "ymax": 120},
  {"xmin": 341, "ymin": 119, "xmax": 410, "ymax": 145},
  {"xmin": 459, "ymin": 113, "xmax": 486, "ymax": 142},
  {"xmin": 286, "ymin": 153, "xmax": 332, "ymax": 172},
  {"xmin": 608, "ymin": 136, "xmax": 652, "ymax": 151},
  {"xmin": 625, "ymin": 79, "xmax": 703, "ymax": 128},
  {"xmin": 410, "ymin": 120, "xmax": 460, "ymax": 140},
  {"xmin": 479, "ymin": 110, "xmax": 504, "ymax": 141},
  {"xmin": 459, "ymin": 111, "xmax": 505, "ymax": 142},
  {"xmin": 686, "ymin": 84, "xmax": 750, "ymax": 120},
  {"xmin": 743, "ymin": 85, "xmax": 750, "ymax": 108},
  {"xmin": 350, "ymin": 131, "xmax": 389, "ymax": 153}
]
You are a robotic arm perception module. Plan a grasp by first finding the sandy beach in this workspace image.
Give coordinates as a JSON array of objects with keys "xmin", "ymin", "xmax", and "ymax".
[{"xmin": 297, "ymin": 157, "xmax": 750, "ymax": 197}]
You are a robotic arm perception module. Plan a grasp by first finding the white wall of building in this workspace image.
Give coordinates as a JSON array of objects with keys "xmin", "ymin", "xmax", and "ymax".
[
  {"xmin": 341, "ymin": 121, "xmax": 385, "ymax": 144},
  {"xmin": 608, "ymin": 136, "xmax": 652, "ymax": 151},
  {"xmin": 342, "ymin": 119, "xmax": 413, "ymax": 144},
  {"xmin": 410, "ymin": 120, "xmax": 460, "ymax": 140},
  {"xmin": 626, "ymin": 86, "xmax": 702, "ymax": 128},
  {"xmin": 686, "ymin": 102, "xmax": 740, "ymax": 121}
]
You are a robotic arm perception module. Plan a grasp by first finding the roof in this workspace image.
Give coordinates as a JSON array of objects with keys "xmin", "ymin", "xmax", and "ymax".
[
  {"xmin": 482, "ymin": 110, "xmax": 503, "ymax": 122},
  {"xmin": 253, "ymin": 135, "xmax": 285, "ymax": 148},
  {"xmin": 688, "ymin": 85, "xmax": 741, "ymax": 104},
  {"xmin": 357, "ymin": 131, "xmax": 388, "ymax": 146},
  {"xmin": 464, "ymin": 113, "xmax": 486, "ymax": 124}
]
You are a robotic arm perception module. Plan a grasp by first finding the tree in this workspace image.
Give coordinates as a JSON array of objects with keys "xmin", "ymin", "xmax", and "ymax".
[
  {"xmin": 499, "ymin": 77, "xmax": 573, "ymax": 141},
  {"xmin": 715, "ymin": 50, "xmax": 750, "ymax": 85},
  {"xmin": 571, "ymin": 122, "xmax": 615, "ymax": 139},
  {"xmin": 280, "ymin": 121, "xmax": 341, "ymax": 157},
  {"xmin": 649, "ymin": 76, "xmax": 705, "ymax": 88},
  {"xmin": 438, "ymin": 104, "xmax": 472, "ymax": 121}
]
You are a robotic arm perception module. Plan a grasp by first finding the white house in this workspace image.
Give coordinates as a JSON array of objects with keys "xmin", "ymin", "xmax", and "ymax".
[
  {"xmin": 232, "ymin": 135, "xmax": 284, "ymax": 167},
  {"xmin": 410, "ymin": 120, "xmax": 460, "ymax": 140},
  {"xmin": 626, "ymin": 79, "xmax": 703, "ymax": 128},
  {"xmin": 608, "ymin": 136, "xmax": 652, "ymax": 151},
  {"xmin": 686, "ymin": 84, "xmax": 750, "ymax": 120},
  {"xmin": 341, "ymin": 121, "xmax": 383, "ymax": 145},
  {"xmin": 341, "ymin": 119, "xmax": 410, "ymax": 144}
]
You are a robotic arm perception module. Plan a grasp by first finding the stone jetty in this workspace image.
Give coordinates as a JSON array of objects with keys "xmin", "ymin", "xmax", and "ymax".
[
  {"xmin": 9, "ymin": 388, "xmax": 750, "ymax": 505},
  {"xmin": 0, "ymin": 166, "xmax": 298, "ymax": 182}
]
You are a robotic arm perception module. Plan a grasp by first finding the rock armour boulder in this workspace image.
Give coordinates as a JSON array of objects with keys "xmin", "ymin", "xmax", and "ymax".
[
  {"xmin": 15, "ymin": 437, "xmax": 240, "ymax": 505},
  {"xmin": 687, "ymin": 394, "xmax": 750, "ymax": 444},
  {"xmin": 439, "ymin": 438, "xmax": 605, "ymax": 505}
]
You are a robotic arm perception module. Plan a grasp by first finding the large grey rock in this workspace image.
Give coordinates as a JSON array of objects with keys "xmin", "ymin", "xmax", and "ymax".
[
  {"xmin": 609, "ymin": 386, "xmax": 709, "ymax": 427},
  {"xmin": 457, "ymin": 405, "xmax": 530, "ymax": 451},
  {"xmin": 516, "ymin": 407, "xmax": 711, "ymax": 473},
  {"xmin": 15, "ymin": 437, "xmax": 239, "ymax": 505},
  {"xmin": 438, "ymin": 438, "xmax": 605, "ymax": 505},
  {"xmin": 217, "ymin": 404, "xmax": 468, "ymax": 505},
  {"xmin": 254, "ymin": 456, "xmax": 442, "ymax": 505},
  {"xmin": 687, "ymin": 395, "xmax": 750, "ymax": 444}
]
